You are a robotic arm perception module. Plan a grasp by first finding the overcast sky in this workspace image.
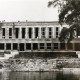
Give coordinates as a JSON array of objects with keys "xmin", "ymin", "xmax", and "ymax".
[{"xmin": 0, "ymin": 0, "xmax": 58, "ymax": 22}]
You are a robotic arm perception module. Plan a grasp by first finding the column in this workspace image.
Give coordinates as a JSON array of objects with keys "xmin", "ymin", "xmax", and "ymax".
[
  {"xmin": 58, "ymin": 42, "xmax": 60, "ymax": 50},
  {"xmin": 65, "ymin": 41, "xmax": 67, "ymax": 50},
  {"xmin": 32, "ymin": 27, "xmax": 35, "ymax": 39},
  {"xmin": 4, "ymin": 43, "xmax": 6, "ymax": 51},
  {"xmin": 12, "ymin": 27, "xmax": 15, "ymax": 39},
  {"xmin": 19, "ymin": 28, "xmax": 22, "ymax": 39},
  {"xmin": 18, "ymin": 43, "xmax": 19, "ymax": 51},
  {"xmin": 58, "ymin": 27, "xmax": 60, "ymax": 37},
  {"xmin": 46, "ymin": 27, "xmax": 48, "ymax": 38},
  {"xmin": 51, "ymin": 43, "xmax": 53, "ymax": 51},
  {"xmin": 24, "ymin": 43, "xmax": 26, "ymax": 51},
  {"xmin": 72, "ymin": 42, "xmax": 75, "ymax": 51},
  {"xmin": 39, "ymin": 27, "xmax": 41, "ymax": 39},
  {"xmin": 0, "ymin": 28, "xmax": 2, "ymax": 39},
  {"xmin": 25, "ymin": 28, "xmax": 28, "ymax": 39},
  {"xmin": 5, "ymin": 28, "xmax": 9, "ymax": 39},
  {"xmin": 52, "ymin": 27, "xmax": 56, "ymax": 38},
  {"xmin": 45, "ymin": 42, "xmax": 47, "ymax": 51}
]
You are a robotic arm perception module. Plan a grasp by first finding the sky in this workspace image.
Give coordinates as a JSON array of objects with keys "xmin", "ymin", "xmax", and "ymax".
[{"xmin": 0, "ymin": 0, "xmax": 59, "ymax": 22}]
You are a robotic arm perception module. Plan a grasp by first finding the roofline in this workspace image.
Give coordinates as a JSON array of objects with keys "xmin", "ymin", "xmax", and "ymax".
[{"xmin": 0, "ymin": 20, "xmax": 59, "ymax": 23}]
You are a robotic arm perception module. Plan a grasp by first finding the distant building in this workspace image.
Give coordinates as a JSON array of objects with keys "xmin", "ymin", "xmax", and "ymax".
[{"xmin": 0, "ymin": 21, "xmax": 79, "ymax": 57}]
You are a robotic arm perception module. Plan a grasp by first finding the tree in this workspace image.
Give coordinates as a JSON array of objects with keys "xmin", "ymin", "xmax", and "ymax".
[{"xmin": 48, "ymin": 0, "xmax": 80, "ymax": 42}]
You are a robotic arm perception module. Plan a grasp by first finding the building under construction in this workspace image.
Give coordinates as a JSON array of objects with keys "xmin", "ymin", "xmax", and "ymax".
[{"xmin": 0, "ymin": 21, "xmax": 79, "ymax": 58}]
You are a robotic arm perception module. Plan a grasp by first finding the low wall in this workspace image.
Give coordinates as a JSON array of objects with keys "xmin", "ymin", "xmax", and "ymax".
[
  {"xmin": 2, "ymin": 58, "xmax": 80, "ymax": 71},
  {"xmin": 9, "ymin": 59, "xmax": 58, "ymax": 71}
]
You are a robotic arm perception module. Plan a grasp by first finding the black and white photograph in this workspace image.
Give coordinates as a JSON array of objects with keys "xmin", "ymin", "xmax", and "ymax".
[{"xmin": 0, "ymin": 0, "xmax": 80, "ymax": 80}]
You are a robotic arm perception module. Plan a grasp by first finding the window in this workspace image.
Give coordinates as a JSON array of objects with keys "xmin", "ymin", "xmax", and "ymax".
[
  {"xmin": 19, "ymin": 43, "xmax": 24, "ymax": 51},
  {"xmin": 29, "ymin": 28, "xmax": 32, "ymax": 38},
  {"xmin": 40, "ymin": 43, "xmax": 44, "ymax": 49},
  {"xmin": 9, "ymin": 28, "xmax": 12, "ymax": 38},
  {"xmin": 6, "ymin": 43, "xmax": 11, "ymax": 50},
  {"xmin": 2, "ymin": 28, "xmax": 5, "ymax": 38},
  {"xmin": 67, "ymin": 43, "xmax": 73, "ymax": 50},
  {"xmin": 54, "ymin": 43, "xmax": 58, "ymax": 49},
  {"xmin": 35, "ymin": 28, "xmax": 39, "ymax": 38},
  {"xmin": 22, "ymin": 28, "xmax": 25, "ymax": 38},
  {"xmin": 56, "ymin": 27, "xmax": 59, "ymax": 38},
  {"xmin": 13, "ymin": 43, "xmax": 18, "ymax": 50},
  {"xmin": 47, "ymin": 43, "xmax": 51, "ymax": 49},
  {"xmin": 33, "ymin": 43, "xmax": 38, "ymax": 50},
  {"xmin": 0, "ymin": 43, "xmax": 4, "ymax": 50},
  {"xmin": 26, "ymin": 43, "xmax": 31, "ymax": 50},
  {"xmin": 15, "ymin": 28, "xmax": 19, "ymax": 38},
  {"xmin": 41, "ymin": 28, "xmax": 45, "ymax": 38},
  {"xmin": 49, "ymin": 28, "xmax": 52, "ymax": 38},
  {"xmin": 60, "ymin": 43, "xmax": 65, "ymax": 49}
]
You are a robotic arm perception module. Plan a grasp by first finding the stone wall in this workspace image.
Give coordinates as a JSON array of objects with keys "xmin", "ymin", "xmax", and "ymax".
[
  {"xmin": 9, "ymin": 59, "xmax": 57, "ymax": 71},
  {"xmin": 6, "ymin": 58, "xmax": 80, "ymax": 71}
]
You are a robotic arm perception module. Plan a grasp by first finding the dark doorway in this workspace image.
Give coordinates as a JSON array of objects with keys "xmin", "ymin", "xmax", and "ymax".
[
  {"xmin": 60, "ymin": 43, "xmax": 65, "ymax": 50},
  {"xmin": 2, "ymin": 28, "xmax": 5, "ymax": 38},
  {"xmin": 6, "ymin": 43, "xmax": 11, "ymax": 50},
  {"xmin": 26, "ymin": 43, "xmax": 31, "ymax": 50},
  {"xmin": 0, "ymin": 43, "xmax": 4, "ymax": 50},
  {"xmin": 22, "ymin": 28, "xmax": 25, "ymax": 38},
  {"xmin": 9, "ymin": 28, "xmax": 12, "ymax": 38},
  {"xmin": 47, "ymin": 43, "xmax": 51, "ymax": 49},
  {"xmin": 33, "ymin": 43, "xmax": 38, "ymax": 50},
  {"xmin": 13, "ymin": 43, "xmax": 18, "ymax": 50},
  {"xmin": 29, "ymin": 28, "xmax": 32, "ymax": 38},
  {"xmin": 40, "ymin": 43, "xmax": 44, "ymax": 49},
  {"xmin": 35, "ymin": 28, "xmax": 38, "ymax": 38},
  {"xmin": 15, "ymin": 28, "xmax": 19, "ymax": 38},
  {"xmin": 19, "ymin": 43, "xmax": 24, "ymax": 51}
]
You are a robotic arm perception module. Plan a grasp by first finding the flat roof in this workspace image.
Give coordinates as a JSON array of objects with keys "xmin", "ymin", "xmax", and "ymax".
[{"xmin": 0, "ymin": 21, "xmax": 66, "ymax": 26}]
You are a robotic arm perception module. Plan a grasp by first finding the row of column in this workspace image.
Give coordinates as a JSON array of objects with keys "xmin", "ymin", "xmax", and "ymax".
[{"xmin": 0, "ymin": 27, "xmax": 60, "ymax": 39}]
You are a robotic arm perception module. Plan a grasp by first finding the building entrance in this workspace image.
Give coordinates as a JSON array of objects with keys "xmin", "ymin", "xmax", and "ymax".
[{"xmin": 19, "ymin": 43, "xmax": 24, "ymax": 51}]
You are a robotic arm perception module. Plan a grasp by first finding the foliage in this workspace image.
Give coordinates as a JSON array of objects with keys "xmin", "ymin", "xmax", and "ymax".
[{"xmin": 48, "ymin": 0, "xmax": 80, "ymax": 42}]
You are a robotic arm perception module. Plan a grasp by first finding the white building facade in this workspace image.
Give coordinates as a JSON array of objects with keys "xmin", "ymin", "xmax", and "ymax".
[{"xmin": 0, "ymin": 21, "xmax": 77, "ymax": 53}]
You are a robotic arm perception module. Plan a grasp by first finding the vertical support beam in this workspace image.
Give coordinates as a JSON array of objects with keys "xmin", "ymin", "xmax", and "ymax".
[
  {"xmin": 58, "ymin": 42, "xmax": 60, "ymax": 50},
  {"xmin": 12, "ymin": 27, "xmax": 15, "ymax": 39},
  {"xmin": 72, "ymin": 42, "xmax": 75, "ymax": 51},
  {"xmin": 58, "ymin": 27, "xmax": 60, "ymax": 38},
  {"xmin": 45, "ymin": 42, "xmax": 47, "ymax": 51},
  {"xmin": 52, "ymin": 27, "xmax": 56, "ymax": 38},
  {"xmin": 18, "ymin": 43, "xmax": 19, "ymax": 51},
  {"xmin": 19, "ymin": 28, "xmax": 22, "ymax": 39},
  {"xmin": 32, "ymin": 27, "xmax": 35, "ymax": 39},
  {"xmin": 24, "ymin": 43, "xmax": 26, "ymax": 51},
  {"xmin": 39, "ymin": 27, "xmax": 41, "ymax": 39},
  {"xmin": 4, "ymin": 43, "xmax": 6, "ymax": 51},
  {"xmin": 65, "ymin": 42, "xmax": 67, "ymax": 50},
  {"xmin": 51, "ymin": 43, "xmax": 53, "ymax": 51},
  {"xmin": 46, "ymin": 27, "xmax": 48, "ymax": 38},
  {"xmin": 5, "ymin": 27, "xmax": 9, "ymax": 39},
  {"xmin": 25, "ymin": 28, "xmax": 28, "ymax": 39},
  {"xmin": 0, "ymin": 28, "xmax": 2, "ymax": 39}
]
